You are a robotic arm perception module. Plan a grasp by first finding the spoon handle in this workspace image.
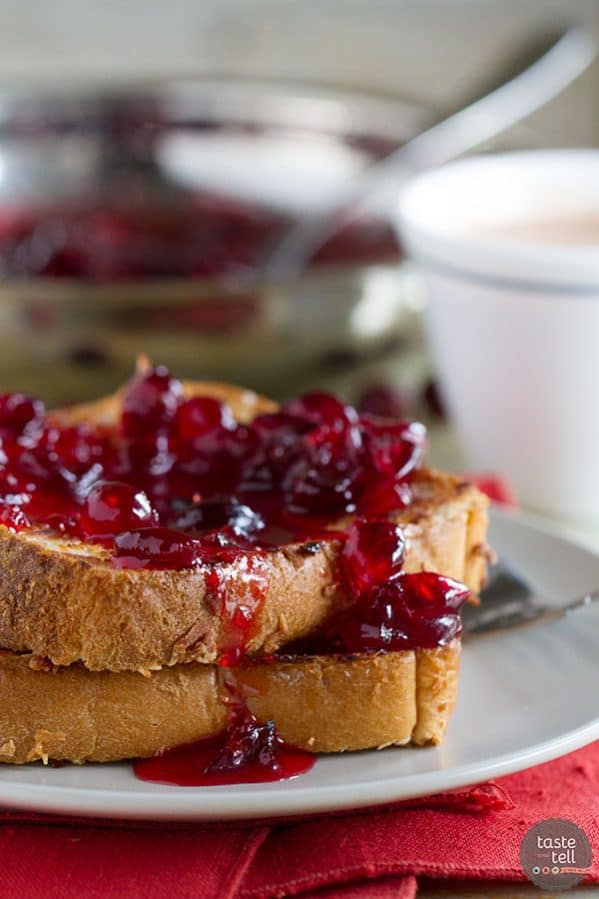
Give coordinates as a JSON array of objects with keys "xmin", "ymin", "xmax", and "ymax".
[
  {"xmin": 464, "ymin": 589, "xmax": 599, "ymax": 639},
  {"xmin": 265, "ymin": 27, "xmax": 596, "ymax": 281}
]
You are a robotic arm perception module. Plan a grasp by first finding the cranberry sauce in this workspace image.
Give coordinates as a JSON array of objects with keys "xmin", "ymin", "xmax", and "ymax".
[
  {"xmin": 337, "ymin": 521, "xmax": 470, "ymax": 651},
  {"xmin": 0, "ymin": 198, "xmax": 399, "ymax": 282},
  {"xmin": 288, "ymin": 518, "xmax": 470, "ymax": 655},
  {"xmin": 133, "ymin": 707, "xmax": 315, "ymax": 786},
  {"xmin": 0, "ymin": 365, "xmax": 426, "ymax": 556},
  {"xmin": 308, "ymin": 571, "xmax": 470, "ymax": 653}
]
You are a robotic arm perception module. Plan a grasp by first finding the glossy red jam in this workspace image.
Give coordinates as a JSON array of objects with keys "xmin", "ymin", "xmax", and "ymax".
[
  {"xmin": 112, "ymin": 527, "xmax": 229, "ymax": 569},
  {"xmin": 340, "ymin": 517, "xmax": 406, "ymax": 598},
  {"xmin": 331, "ymin": 572, "xmax": 470, "ymax": 651},
  {"xmin": 121, "ymin": 366, "xmax": 184, "ymax": 436},
  {"xmin": 0, "ymin": 365, "xmax": 426, "ymax": 549},
  {"xmin": 287, "ymin": 572, "xmax": 470, "ymax": 655},
  {"xmin": 80, "ymin": 481, "xmax": 159, "ymax": 539},
  {"xmin": 133, "ymin": 708, "xmax": 315, "ymax": 786}
]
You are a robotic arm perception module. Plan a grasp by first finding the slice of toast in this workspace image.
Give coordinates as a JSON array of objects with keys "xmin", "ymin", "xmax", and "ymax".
[
  {"xmin": 0, "ymin": 642, "xmax": 460, "ymax": 764},
  {"xmin": 0, "ymin": 380, "xmax": 490, "ymax": 672}
]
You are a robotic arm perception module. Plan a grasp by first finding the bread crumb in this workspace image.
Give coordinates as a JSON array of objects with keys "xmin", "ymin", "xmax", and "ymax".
[
  {"xmin": 0, "ymin": 739, "xmax": 15, "ymax": 757},
  {"xmin": 29, "ymin": 656, "xmax": 57, "ymax": 672},
  {"xmin": 27, "ymin": 729, "xmax": 65, "ymax": 765}
]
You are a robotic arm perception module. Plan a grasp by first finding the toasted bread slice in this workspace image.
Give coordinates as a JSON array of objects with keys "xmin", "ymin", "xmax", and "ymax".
[
  {"xmin": 0, "ymin": 641, "xmax": 460, "ymax": 763},
  {"xmin": 0, "ymin": 381, "xmax": 490, "ymax": 672}
]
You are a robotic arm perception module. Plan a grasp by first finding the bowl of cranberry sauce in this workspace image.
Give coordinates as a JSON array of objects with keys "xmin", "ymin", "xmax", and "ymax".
[{"xmin": 0, "ymin": 80, "xmax": 431, "ymax": 404}]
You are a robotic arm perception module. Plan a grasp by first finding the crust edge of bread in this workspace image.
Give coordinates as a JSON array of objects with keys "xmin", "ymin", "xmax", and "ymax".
[
  {"xmin": 0, "ymin": 471, "xmax": 489, "ymax": 672},
  {"xmin": 0, "ymin": 641, "xmax": 461, "ymax": 764}
]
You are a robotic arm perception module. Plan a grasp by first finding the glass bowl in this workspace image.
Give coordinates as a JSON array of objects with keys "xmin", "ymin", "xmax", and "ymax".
[{"xmin": 0, "ymin": 78, "xmax": 432, "ymax": 403}]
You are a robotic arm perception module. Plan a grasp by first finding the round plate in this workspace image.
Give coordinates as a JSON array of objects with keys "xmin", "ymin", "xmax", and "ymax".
[{"xmin": 1, "ymin": 507, "xmax": 599, "ymax": 821}]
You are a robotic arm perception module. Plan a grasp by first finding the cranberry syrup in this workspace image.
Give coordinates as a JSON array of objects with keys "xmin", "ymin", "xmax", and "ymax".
[
  {"xmin": 0, "ymin": 364, "xmax": 470, "ymax": 785},
  {"xmin": 0, "ymin": 365, "xmax": 427, "ymax": 554},
  {"xmin": 134, "ymin": 708, "xmax": 315, "ymax": 787}
]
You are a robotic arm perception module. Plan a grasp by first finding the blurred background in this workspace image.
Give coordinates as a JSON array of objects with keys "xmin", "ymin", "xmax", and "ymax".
[
  {"xmin": 0, "ymin": 0, "xmax": 596, "ymax": 469},
  {"xmin": 1, "ymin": 1, "xmax": 598, "ymax": 125}
]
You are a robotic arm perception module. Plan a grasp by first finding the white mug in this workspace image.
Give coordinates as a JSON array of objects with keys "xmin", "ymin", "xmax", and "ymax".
[{"xmin": 396, "ymin": 150, "xmax": 599, "ymax": 523}]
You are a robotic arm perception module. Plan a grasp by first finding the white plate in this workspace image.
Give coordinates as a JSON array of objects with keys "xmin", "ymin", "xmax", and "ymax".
[{"xmin": 1, "ymin": 507, "xmax": 599, "ymax": 821}]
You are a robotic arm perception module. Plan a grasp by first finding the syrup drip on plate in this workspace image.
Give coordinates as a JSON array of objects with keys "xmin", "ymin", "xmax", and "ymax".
[{"xmin": 133, "ymin": 707, "xmax": 315, "ymax": 786}]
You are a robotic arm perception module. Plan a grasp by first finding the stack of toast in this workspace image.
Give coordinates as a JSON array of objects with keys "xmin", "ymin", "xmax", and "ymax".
[{"xmin": 0, "ymin": 372, "xmax": 490, "ymax": 766}]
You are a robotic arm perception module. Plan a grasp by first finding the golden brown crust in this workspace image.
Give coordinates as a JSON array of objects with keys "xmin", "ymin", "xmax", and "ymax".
[
  {"xmin": 412, "ymin": 645, "xmax": 461, "ymax": 746},
  {"xmin": 0, "ymin": 528, "xmax": 342, "ymax": 671},
  {"xmin": 0, "ymin": 640, "xmax": 461, "ymax": 763},
  {"xmin": 0, "ymin": 472, "xmax": 487, "ymax": 671},
  {"xmin": 0, "ymin": 381, "xmax": 489, "ymax": 672}
]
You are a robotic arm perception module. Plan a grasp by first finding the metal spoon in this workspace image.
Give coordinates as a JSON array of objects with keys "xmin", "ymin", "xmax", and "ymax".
[
  {"xmin": 265, "ymin": 26, "xmax": 597, "ymax": 280},
  {"xmin": 463, "ymin": 563, "xmax": 599, "ymax": 637}
]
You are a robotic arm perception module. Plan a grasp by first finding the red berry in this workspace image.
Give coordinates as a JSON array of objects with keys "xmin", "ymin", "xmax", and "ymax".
[
  {"xmin": 287, "ymin": 466, "xmax": 357, "ymax": 517},
  {"xmin": 357, "ymin": 479, "xmax": 412, "ymax": 516},
  {"xmin": 284, "ymin": 392, "xmax": 358, "ymax": 432},
  {"xmin": 251, "ymin": 412, "xmax": 309, "ymax": 441},
  {"xmin": 334, "ymin": 572, "xmax": 470, "ymax": 652},
  {"xmin": 0, "ymin": 504, "xmax": 30, "ymax": 532},
  {"xmin": 358, "ymin": 384, "xmax": 408, "ymax": 420},
  {"xmin": 80, "ymin": 481, "xmax": 158, "ymax": 537},
  {"xmin": 205, "ymin": 709, "xmax": 280, "ymax": 775},
  {"xmin": 281, "ymin": 396, "xmax": 363, "ymax": 516},
  {"xmin": 121, "ymin": 366, "xmax": 183, "ymax": 435},
  {"xmin": 112, "ymin": 527, "xmax": 206, "ymax": 569},
  {"xmin": 242, "ymin": 413, "xmax": 309, "ymax": 492},
  {"xmin": 175, "ymin": 397, "xmax": 235, "ymax": 444},
  {"xmin": 0, "ymin": 393, "xmax": 44, "ymax": 432},
  {"xmin": 341, "ymin": 517, "xmax": 405, "ymax": 597},
  {"xmin": 126, "ymin": 430, "xmax": 174, "ymax": 477},
  {"xmin": 43, "ymin": 425, "xmax": 107, "ymax": 474},
  {"xmin": 361, "ymin": 418, "xmax": 426, "ymax": 480},
  {"xmin": 400, "ymin": 571, "xmax": 469, "ymax": 612},
  {"xmin": 172, "ymin": 497, "xmax": 263, "ymax": 539}
]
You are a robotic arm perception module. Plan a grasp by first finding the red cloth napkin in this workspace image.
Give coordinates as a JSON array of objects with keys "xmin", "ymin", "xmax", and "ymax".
[
  {"xmin": 0, "ymin": 745, "xmax": 597, "ymax": 899},
  {"xmin": 1, "ymin": 475, "xmax": 597, "ymax": 898}
]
